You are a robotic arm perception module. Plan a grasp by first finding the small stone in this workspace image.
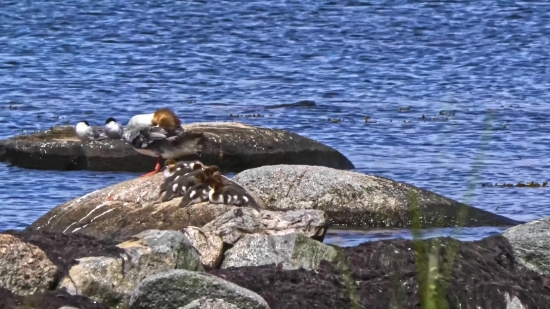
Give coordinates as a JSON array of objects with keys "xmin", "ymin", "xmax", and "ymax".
[{"xmin": 182, "ymin": 226, "xmax": 224, "ymax": 269}]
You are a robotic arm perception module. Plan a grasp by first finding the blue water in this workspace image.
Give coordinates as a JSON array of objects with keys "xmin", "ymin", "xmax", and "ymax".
[{"xmin": 1, "ymin": 0, "xmax": 550, "ymax": 245}]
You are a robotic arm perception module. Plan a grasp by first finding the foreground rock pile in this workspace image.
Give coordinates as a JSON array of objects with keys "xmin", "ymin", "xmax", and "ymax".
[{"xmin": 2, "ymin": 163, "xmax": 546, "ymax": 308}]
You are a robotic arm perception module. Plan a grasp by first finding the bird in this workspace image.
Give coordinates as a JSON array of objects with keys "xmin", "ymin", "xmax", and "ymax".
[
  {"xmin": 75, "ymin": 121, "xmax": 108, "ymax": 142},
  {"xmin": 104, "ymin": 117, "xmax": 124, "ymax": 139},
  {"xmin": 160, "ymin": 170, "xmax": 208, "ymax": 202},
  {"xmin": 122, "ymin": 108, "xmax": 204, "ymax": 177},
  {"xmin": 203, "ymin": 176, "xmax": 260, "ymax": 208},
  {"xmin": 178, "ymin": 181, "xmax": 211, "ymax": 208},
  {"xmin": 159, "ymin": 162, "xmax": 221, "ymax": 201}
]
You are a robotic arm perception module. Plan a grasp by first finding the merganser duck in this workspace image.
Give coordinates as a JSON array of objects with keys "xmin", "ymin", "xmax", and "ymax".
[
  {"xmin": 104, "ymin": 117, "xmax": 124, "ymax": 139},
  {"xmin": 204, "ymin": 176, "xmax": 260, "ymax": 208},
  {"xmin": 75, "ymin": 121, "xmax": 108, "ymax": 141},
  {"xmin": 211, "ymin": 173, "xmax": 241, "ymax": 188},
  {"xmin": 123, "ymin": 108, "xmax": 204, "ymax": 177},
  {"xmin": 160, "ymin": 171, "xmax": 208, "ymax": 202},
  {"xmin": 178, "ymin": 182, "xmax": 211, "ymax": 208},
  {"xmin": 159, "ymin": 160, "xmax": 201, "ymax": 196}
]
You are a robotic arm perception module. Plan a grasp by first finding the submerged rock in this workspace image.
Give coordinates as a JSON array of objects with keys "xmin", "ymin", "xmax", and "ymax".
[
  {"xmin": 502, "ymin": 216, "xmax": 550, "ymax": 276},
  {"xmin": 0, "ymin": 122, "xmax": 353, "ymax": 173},
  {"xmin": 232, "ymin": 165, "xmax": 521, "ymax": 228},
  {"xmin": 59, "ymin": 230, "xmax": 203, "ymax": 308},
  {"xmin": 129, "ymin": 270, "xmax": 270, "ymax": 309},
  {"xmin": 221, "ymin": 233, "xmax": 337, "ymax": 270},
  {"xmin": 0, "ymin": 234, "xmax": 57, "ymax": 296}
]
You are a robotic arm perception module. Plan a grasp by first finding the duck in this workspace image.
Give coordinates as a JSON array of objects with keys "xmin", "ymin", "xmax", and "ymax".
[
  {"xmin": 178, "ymin": 181, "xmax": 211, "ymax": 208},
  {"xmin": 210, "ymin": 173, "xmax": 241, "ymax": 188},
  {"xmin": 104, "ymin": 117, "xmax": 124, "ymax": 139},
  {"xmin": 160, "ymin": 171, "xmax": 208, "ymax": 202},
  {"xmin": 75, "ymin": 121, "xmax": 107, "ymax": 141},
  {"xmin": 204, "ymin": 176, "xmax": 260, "ymax": 208},
  {"xmin": 161, "ymin": 159, "xmax": 198, "ymax": 180},
  {"xmin": 123, "ymin": 108, "xmax": 204, "ymax": 177}
]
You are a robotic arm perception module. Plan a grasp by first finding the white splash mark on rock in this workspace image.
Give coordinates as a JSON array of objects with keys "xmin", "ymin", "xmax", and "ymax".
[
  {"xmin": 77, "ymin": 202, "xmax": 109, "ymax": 223},
  {"xmin": 72, "ymin": 208, "xmax": 115, "ymax": 232},
  {"xmin": 38, "ymin": 189, "xmax": 102, "ymax": 230}
]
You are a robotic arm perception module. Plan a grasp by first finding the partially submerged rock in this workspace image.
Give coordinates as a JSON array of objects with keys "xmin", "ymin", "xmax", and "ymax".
[
  {"xmin": 502, "ymin": 216, "xmax": 550, "ymax": 276},
  {"xmin": 221, "ymin": 233, "xmax": 338, "ymax": 270},
  {"xmin": 59, "ymin": 230, "xmax": 203, "ymax": 308},
  {"xmin": 129, "ymin": 270, "xmax": 270, "ymax": 309},
  {"xmin": 233, "ymin": 165, "xmax": 521, "ymax": 228},
  {"xmin": 0, "ymin": 123, "xmax": 354, "ymax": 173},
  {"xmin": 0, "ymin": 234, "xmax": 57, "ymax": 296}
]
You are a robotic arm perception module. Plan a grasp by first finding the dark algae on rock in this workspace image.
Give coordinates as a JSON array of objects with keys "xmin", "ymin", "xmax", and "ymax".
[
  {"xmin": 211, "ymin": 236, "xmax": 550, "ymax": 309},
  {"xmin": 0, "ymin": 287, "xmax": 108, "ymax": 309},
  {"xmin": 210, "ymin": 262, "xmax": 352, "ymax": 309},
  {"xmin": 2, "ymin": 230, "xmax": 126, "ymax": 290}
]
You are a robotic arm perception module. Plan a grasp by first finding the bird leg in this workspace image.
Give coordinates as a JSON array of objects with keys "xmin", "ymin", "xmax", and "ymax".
[{"xmin": 140, "ymin": 156, "xmax": 162, "ymax": 177}]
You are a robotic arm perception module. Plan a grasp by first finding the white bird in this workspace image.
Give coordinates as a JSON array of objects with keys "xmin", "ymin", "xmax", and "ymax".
[
  {"xmin": 104, "ymin": 117, "xmax": 124, "ymax": 139},
  {"xmin": 75, "ymin": 121, "xmax": 107, "ymax": 142},
  {"xmin": 122, "ymin": 108, "xmax": 204, "ymax": 177}
]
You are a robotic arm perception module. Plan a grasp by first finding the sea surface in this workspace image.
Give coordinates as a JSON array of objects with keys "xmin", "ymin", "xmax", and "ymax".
[{"xmin": 1, "ymin": 0, "xmax": 550, "ymax": 247}]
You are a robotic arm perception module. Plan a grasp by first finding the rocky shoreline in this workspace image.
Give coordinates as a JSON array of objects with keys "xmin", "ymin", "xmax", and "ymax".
[{"xmin": 2, "ymin": 133, "xmax": 548, "ymax": 308}]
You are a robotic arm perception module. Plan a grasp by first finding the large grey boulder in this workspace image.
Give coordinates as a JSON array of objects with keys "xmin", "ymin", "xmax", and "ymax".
[
  {"xmin": 502, "ymin": 216, "xmax": 550, "ymax": 276},
  {"xmin": 232, "ymin": 165, "xmax": 521, "ymax": 228},
  {"xmin": 221, "ymin": 233, "xmax": 338, "ymax": 270},
  {"xmin": 129, "ymin": 270, "xmax": 270, "ymax": 309},
  {"xmin": 0, "ymin": 122, "xmax": 353, "ymax": 173},
  {"xmin": 59, "ymin": 230, "xmax": 203, "ymax": 308}
]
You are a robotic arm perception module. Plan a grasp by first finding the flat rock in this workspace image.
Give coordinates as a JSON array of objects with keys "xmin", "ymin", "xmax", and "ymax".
[
  {"xmin": 182, "ymin": 227, "xmax": 224, "ymax": 269},
  {"xmin": 202, "ymin": 208, "xmax": 328, "ymax": 246},
  {"xmin": 129, "ymin": 270, "xmax": 270, "ymax": 309},
  {"xmin": 232, "ymin": 165, "xmax": 521, "ymax": 228},
  {"xmin": 59, "ymin": 230, "xmax": 203, "ymax": 308},
  {"xmin": 502, "ymin": 216, "xmax": 550, "ymax": 276},
  {"xmin": 0, "ymin": 234, "xmax": 57, "ymax": 296},
  {"xmin": 221, "ymin": 233, "xmax": 338, "ymax": 270},
  {"xmin": 0, "ymin": 122, "xmax": 353, "ymax": 173},
  {"xmin": 180, "ymin": 297, "xmax": 239, "ymax": 309},
  {"xmin": 26, "ymin": 173, "xmax": 250, "ymax": 242}
]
